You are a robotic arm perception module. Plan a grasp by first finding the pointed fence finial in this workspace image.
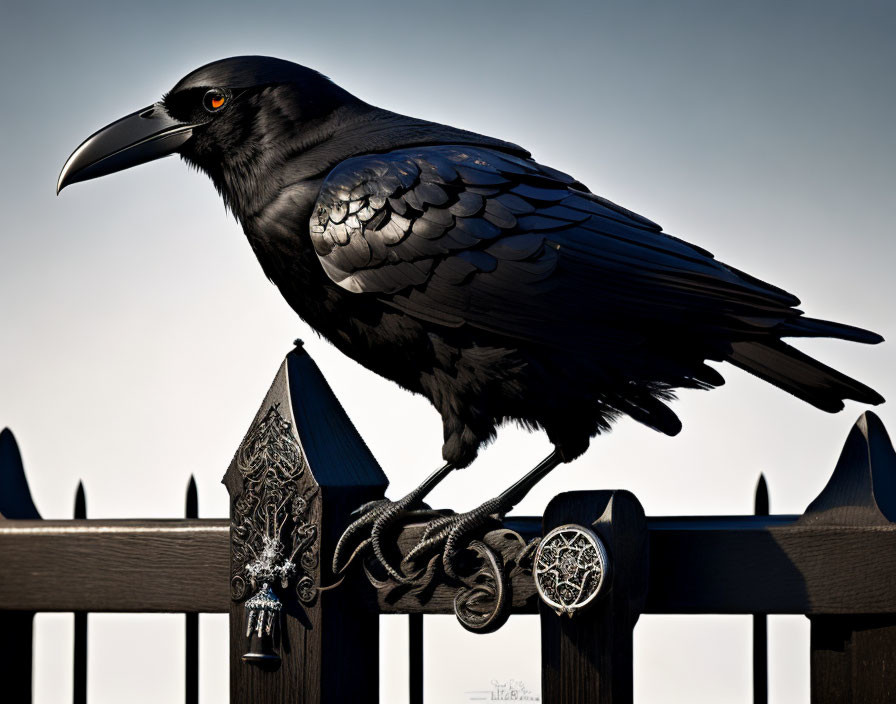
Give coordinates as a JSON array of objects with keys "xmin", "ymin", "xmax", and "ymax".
[
  {"xmin": 73, "ymin": 480, "xmax": 88, "ymax": 704},
  {"xmin": 0, "ymin": 428, "xmax": 40, "ymax": 519},
  {"xmin": 186, "ymin": 475, "xmax": 198, "ymax": 519},
  {"xmin": 800, "ymin": 411, "xmax": 896, "ymax": 526},
  {"xmin": 754, "ymin": 474, "xmax": 769, "ymax": 517},
  {"xmin": 74, "ymin": 481, "xmax": 86, "ymax": 520}
]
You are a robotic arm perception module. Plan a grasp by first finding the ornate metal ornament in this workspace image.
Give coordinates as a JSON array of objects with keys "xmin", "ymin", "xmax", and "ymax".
[
  {"xmin": 245, "ymin": 582, "xmax": 282, "ymax": 638},
  {"xmin": 364, "ymin": 525, "xmax": 540, "ymax": 634},
  {"xmin": 534, "ymin": 524, "xmax": 608, "ymax": 616},
  {"xmin": 229, "ymin": 404, "xmax": 320, "ymax": 661}
]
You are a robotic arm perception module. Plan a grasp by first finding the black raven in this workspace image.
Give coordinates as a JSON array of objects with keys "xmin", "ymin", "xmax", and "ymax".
[{"xmin": 58, "ymin": 56, "xmax": 884, "ymax": 579}]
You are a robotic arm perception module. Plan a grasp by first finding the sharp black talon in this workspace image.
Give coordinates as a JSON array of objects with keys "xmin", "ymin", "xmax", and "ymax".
[
  {"xmin": 334, "ymin": 463, "xmax": 459, "ymax": 579},
  {"xmin": 333, "ymin": 498, "xmax": 390, "ymax": 574},
  {"xmin": 369, "ymin": 497, "xmax": 420, "ymax": 582},
  {"xmin": 333, "ymin": 495, "xmax": 442, "ymax": 579},
  {"xmin": 402, "ymin": 496, "xmax": 506, "ymax": 582}
]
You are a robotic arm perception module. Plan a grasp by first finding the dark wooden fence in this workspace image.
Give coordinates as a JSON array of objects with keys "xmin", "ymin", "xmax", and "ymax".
[{"xmin": 2, "ymin": 344, "xmax": 896, "ymax": 703}]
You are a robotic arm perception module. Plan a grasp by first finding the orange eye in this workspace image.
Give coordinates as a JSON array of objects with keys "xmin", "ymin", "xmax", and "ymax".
[{"xmin": 203, "ymin": 89, "xmax": 227, "ymax": 112}]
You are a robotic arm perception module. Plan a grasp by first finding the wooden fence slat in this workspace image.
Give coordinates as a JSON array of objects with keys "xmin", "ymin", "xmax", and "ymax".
[
  {"xmin": 409, "ymin": 614, "xmax": 423, "ymax": 704},
  {"xmin": 806, "ymin": 412, "xmax": 896, "ymax": 703},
  {"xmin": 224, "ymin": 345, "xmax": 387, "ymax": 704},
  {"xmin": 0, "ymin": 428, "xmax": 40, "ymax": 704},
  {"xmin": 74, "ymin": 481, "xmax": 87, "ymax": 704},
  {"xmin": 0, "ymin": 612, "xmax": 37, "ymax": 703},
  {"xmin": 185, "ymin": 475, "xmax": 199, "ymax": 704},
  {"xmin": 540, "ymin": 490, "xmax": 649, "ymax": 704},
  {"xmin": 753, "ymin": 474, "xmax": 768, "ymax": 704}
]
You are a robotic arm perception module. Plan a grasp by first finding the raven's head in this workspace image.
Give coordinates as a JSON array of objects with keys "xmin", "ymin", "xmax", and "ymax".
[{"xmin": 57, "ymin": 56, "xmax": 366, "ymax": 200}]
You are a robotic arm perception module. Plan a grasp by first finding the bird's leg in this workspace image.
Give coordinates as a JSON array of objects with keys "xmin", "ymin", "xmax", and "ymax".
[
  {"xmin": 403, "ymin": 450, "xmax": 564, "ymax": 581},
  {"xmin": 332, "ymin": 462, "xmax": 458, "ymax": 580}
]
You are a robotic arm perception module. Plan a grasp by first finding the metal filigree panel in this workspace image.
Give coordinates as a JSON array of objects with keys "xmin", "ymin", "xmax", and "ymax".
[
  {"xmin": 534, "ymin": 524, "xmax": 608, "ymax": 616},
  {"xmin": 230, "ymin": 403, "xmax": 319, "ymax": 607}
]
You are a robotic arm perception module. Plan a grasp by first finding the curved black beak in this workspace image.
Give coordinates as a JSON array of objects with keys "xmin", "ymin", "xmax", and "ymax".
[{"xmin": 57, "ymin": 103, "xmax": 203, "ymax": 194}]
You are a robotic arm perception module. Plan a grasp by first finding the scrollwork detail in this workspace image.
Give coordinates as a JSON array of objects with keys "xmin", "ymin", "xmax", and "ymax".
[
  {"xmin": 230, "ymin": 404, "xmax": 319, "ymax": 606},
  {"xmin": 367, "ymin": 523, "xmax": 539, "ymax": 633}
]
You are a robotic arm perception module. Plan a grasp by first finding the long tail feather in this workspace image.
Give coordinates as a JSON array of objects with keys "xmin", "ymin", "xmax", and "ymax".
[
  {"xmin": 778, "ymin": 316, "xmax": 884, "ymax": 344},
  {"xmin": 727, "ymin": 339, "xmax": 884, "ymax": 412}
]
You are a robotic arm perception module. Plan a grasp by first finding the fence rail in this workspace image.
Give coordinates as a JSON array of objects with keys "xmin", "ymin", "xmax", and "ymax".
[
  {"xmin": 2, "ymin": 345, "xmax": 896, "ymax": 702},
  {"xmin": 6, "ymin": 511, "xmax": 895, "ymax": 617}
]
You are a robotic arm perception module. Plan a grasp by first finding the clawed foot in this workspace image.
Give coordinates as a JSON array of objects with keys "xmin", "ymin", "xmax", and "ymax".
[
  {"xmin": 332, "ymin": 495, "xmax": 440, "ymax": 581},
  {"xmin": 402, "ymin": 496, "xmax": 508, "ymax": 582},
  {"xmin": 333, "ymin": 452, "xmax": 562, "ymax": 634}
]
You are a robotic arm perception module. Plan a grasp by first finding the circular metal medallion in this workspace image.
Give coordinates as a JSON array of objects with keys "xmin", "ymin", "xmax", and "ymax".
[{"xmin": 534, "ymin": 524, "xmax": 608, "ymax": 615}]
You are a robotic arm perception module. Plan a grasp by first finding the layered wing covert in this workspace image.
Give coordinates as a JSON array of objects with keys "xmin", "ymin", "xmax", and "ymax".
[{"xmin": 310, "ymin": 146, "xmax": 804, "ymax": 353}]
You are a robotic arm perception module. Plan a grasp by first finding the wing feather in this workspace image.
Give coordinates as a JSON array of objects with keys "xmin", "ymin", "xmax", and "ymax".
[{"xmin": 310, "ymin": 146, "xmax": 804, "ymax": 352}]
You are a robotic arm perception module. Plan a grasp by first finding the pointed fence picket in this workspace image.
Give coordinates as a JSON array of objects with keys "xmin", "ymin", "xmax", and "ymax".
[
  {"xmin": 753, "ymin": 474, "xmax": 769, "ymax": 704},
  {"xmin": 73, "ymin": 481, "xmax": 87, "ymax": 704}
]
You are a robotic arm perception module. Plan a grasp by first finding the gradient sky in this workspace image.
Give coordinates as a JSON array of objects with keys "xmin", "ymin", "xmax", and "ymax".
[{"xmin": 2, "ymin": 1, "xmax": 895, "ymax": 702}]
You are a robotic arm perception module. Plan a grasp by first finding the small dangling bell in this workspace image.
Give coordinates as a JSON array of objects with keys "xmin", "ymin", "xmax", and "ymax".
[
  {"xmin": 242, "ymin": 583, "xmax": 282, "ymax": 665},
  {"xmin": 243, "ymin": 629, "xmax": 281, "ymax": 666}
]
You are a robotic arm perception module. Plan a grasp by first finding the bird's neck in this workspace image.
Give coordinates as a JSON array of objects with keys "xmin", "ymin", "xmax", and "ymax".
[
  {"xmin": 196, "ymin": 101, "xmax": 532, "ymax": 334},
  {"xmin": 209, "ymin": 103, "xmax": 529, "ymax": 223},
  {"xmin": 198, "ymin": 101, "xmax": 364, "ymax": 222}
]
